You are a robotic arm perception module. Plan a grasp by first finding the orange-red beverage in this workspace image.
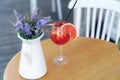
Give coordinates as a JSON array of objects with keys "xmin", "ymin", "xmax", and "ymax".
[{"xmin": 50, "ymin": 27, "xmax": 70, "ymax": 45}]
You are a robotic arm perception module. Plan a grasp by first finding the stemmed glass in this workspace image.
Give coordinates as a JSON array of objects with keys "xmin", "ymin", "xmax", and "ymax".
[{"xmin": 50, "ymin": 26, "xmax": 70, "ymax": 65}]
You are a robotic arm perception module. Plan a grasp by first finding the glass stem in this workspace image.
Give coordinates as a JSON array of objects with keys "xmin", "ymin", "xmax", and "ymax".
[{"xmin": 59, "ymin": 45, "xmax": 63, "ymax": 61}]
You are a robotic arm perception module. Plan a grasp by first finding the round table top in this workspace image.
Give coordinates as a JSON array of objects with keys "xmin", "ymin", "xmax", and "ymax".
[{"xmin": 4, "ymin": 37, "xmax": 120, "ymax": 80}]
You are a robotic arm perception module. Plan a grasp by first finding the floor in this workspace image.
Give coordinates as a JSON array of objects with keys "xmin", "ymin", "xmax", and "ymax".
[{"xmin": 0, "ymin": 0, "xmax": 71, "ymax": 79}]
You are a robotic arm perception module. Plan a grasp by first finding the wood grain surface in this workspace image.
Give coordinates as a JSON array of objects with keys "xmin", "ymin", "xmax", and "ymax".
[{"xmin": 4, "ymin": 37, "xmax": 120, "ymax": 80}]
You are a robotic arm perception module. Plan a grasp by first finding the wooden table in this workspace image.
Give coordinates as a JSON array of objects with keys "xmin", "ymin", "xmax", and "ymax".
[{"xmin": 4, "ymin": 37, "xmax": 120, "ymax": 80}]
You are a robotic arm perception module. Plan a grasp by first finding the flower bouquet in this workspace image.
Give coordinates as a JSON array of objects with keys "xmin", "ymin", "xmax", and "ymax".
[{"xmin": 11, "ymin": 10, "xmax": 50, "ymax": 39}]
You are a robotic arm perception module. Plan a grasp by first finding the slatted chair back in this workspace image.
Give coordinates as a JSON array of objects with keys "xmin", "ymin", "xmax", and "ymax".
[{"xmin": 68, "ymin": 0, "xmax": 120, "ymax": 44}]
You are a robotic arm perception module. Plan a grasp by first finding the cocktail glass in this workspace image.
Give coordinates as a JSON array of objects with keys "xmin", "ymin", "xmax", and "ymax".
[{"xmin": 50, "ymin": 26, "xmax": 70, "ymax": 65}]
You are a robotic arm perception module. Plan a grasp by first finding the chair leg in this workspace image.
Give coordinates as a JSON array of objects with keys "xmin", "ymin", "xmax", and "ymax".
[
  {"xmin": 56, "ymin": 0, "xmax": 63, "ymax": 20},
  {"xmin": 51, "ymin": 0, "xmax": 56, "ymax": 12},
  {"xmin": 30, "ymin": 0, "xmax": 37, "ymax": 15}
]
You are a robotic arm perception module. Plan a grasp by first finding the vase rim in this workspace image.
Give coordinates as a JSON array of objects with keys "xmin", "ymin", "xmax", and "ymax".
[{"xmin": 17, "ymin": 32, "xmax": 44, "ymax": 42}]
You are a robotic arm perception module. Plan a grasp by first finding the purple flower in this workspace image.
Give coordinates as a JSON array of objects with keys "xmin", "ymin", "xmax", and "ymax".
[
  {"xmin": 32, "ymin": 10, "xmax": 38, "ymax": 21},
  {"xmin": 24, "ymin": 23, "xmax": 32, "ymax": 35},
  {"xmin": 16, "ymin": 21, "xmax": 24, "ymax": 31},
  {"xmin": 13, "ymin": 10, "xmax": 22, "ymax": 21},
  {"xmin": 35, "ymin": 17, "xmax": 50, "ymax": 29},
  {"xmin": 35, "ymin": 29, "xmax": 39, "ymax": 33}
]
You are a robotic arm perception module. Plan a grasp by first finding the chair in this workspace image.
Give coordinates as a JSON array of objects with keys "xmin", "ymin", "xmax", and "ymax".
[
  {"xmin": 30, "ymin": 0, "xmax": 63, "ymax": 20},
  {"xmin": 30, "ymin": 0, "xmax": 37, "ymax": 15},
  {"xmin": 68, "ymin": 0, "xmax": 120, "ymax": 44},
  {"xmin": 51, "ymin": 0, "xmax": 63, "ymax": 20}
]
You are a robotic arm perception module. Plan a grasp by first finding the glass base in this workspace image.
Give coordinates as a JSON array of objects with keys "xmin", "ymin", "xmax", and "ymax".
[{"xmin": 53, "ymin": 56, "xmax": 68, "ymax": 65}]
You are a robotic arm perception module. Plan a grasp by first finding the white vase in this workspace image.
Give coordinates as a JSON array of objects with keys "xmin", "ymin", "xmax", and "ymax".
[{"xmin": 18, "ymin": 33, "xmax": 47, "ymax": 79}]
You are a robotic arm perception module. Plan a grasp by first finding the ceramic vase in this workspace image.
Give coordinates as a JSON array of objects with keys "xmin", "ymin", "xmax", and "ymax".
[{"xmin": 18, "ymin": 33, "xmax": 47, "ymax": 79}]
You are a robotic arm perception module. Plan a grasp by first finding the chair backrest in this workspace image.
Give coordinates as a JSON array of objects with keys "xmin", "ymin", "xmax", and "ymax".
[{"xmin": 68, "ymin": 0, "xmax": 120, "ymax": 44}]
